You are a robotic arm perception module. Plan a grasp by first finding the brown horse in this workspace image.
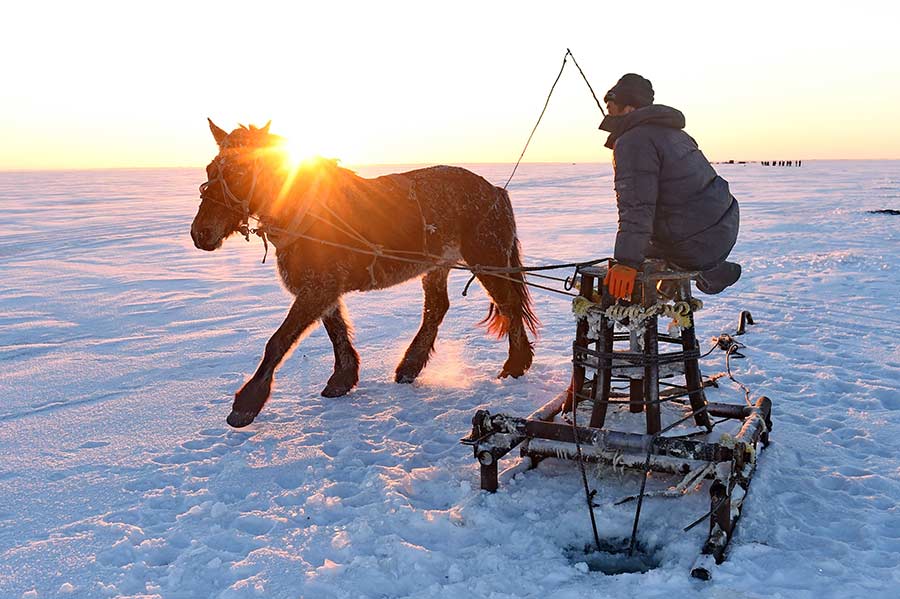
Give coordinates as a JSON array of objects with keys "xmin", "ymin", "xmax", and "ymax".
[{"xmin": 191, "ymin": 120, "xmax": 538, "ymax": 427}]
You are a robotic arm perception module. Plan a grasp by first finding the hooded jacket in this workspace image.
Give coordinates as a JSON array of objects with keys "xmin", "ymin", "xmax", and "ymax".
[{"xmin": 599, "ymin": 105, "xmax": 739, "ymax": 271}]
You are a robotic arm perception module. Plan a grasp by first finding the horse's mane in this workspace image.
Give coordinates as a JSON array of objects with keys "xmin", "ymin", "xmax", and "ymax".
[{"xmin": 219, "ymin": 123, "xmax": 280, "ymax": 151}]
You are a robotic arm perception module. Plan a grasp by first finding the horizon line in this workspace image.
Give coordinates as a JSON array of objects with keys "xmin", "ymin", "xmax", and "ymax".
[{"xmin": 2, "ymin": 157, "xmax": 899, "ymax": 174}]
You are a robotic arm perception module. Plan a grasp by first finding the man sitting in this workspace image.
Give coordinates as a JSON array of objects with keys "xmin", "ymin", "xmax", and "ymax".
[{"xmin": 599, "ymin": 73, "xmax": 742, "ymax": 300}]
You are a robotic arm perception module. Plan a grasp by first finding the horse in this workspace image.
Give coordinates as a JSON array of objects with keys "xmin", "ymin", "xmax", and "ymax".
[{"xmin": 191, "ymin": 120, "xmax": 538, "ymax": 428}]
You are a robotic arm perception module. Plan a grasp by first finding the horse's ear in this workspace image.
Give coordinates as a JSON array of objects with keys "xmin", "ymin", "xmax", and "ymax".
[
  {"xmin": 261, "ymin": 120, "xmax": 271, "ymax": 135},
  {"xmin": 208, "ymin": 118, "xmax": 228, "ymax": 147}
]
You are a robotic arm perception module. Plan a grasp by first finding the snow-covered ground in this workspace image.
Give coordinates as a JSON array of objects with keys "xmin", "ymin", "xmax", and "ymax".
[{"xmin": 1, "ymin": 161, "xmax": 898, "ymax": 598}]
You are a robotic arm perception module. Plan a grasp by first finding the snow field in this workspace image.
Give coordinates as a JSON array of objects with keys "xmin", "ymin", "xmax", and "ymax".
[{"xmin": 0, "ymin": 161, "xmax": 898, "ymax": 598}]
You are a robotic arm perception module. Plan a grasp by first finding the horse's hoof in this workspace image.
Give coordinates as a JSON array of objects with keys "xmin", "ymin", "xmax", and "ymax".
[
  {"xmin": 394, "ymin": 371, "xmax": 417, "ymax": 384},
  {"xmin": 498, "ymin": 368, "xmax": 525, "ymax": 379},
  {"xmin": 321, "ymin": 370, "xmax": 358, "ymax": 397},
  {"xmin": 394, "ymin": 363, "xmax": 423, "ymax": 384},
  {"xmin": 227, "ymin": 410, "xmax": 257, "ymax": 428},
  {"xmin": 321, "ymin": 383, "xmax": 352, "ymax": 398}
]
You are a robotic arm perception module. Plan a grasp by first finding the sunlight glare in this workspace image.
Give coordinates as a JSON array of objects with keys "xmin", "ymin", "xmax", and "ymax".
[{"xmin": 280, "ymin": 137, "xmax": 313, "ymax": 170}]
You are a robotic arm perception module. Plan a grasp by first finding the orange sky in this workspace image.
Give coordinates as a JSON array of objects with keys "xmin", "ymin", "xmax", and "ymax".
[{"xmin": 3, "ymin": 1, "xmax": 899, "ymax": 170}]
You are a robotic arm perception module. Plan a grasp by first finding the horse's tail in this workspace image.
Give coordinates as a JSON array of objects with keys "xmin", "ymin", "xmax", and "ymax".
[{"xmin": 479, "ymin": 238, "xmax": 540, "ymax": 339}]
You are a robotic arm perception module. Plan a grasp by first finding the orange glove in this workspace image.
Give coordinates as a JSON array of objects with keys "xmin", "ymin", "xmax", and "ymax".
[{"xmin": 604, "ymin": 264, "xmax": 638, "ymax": 300}]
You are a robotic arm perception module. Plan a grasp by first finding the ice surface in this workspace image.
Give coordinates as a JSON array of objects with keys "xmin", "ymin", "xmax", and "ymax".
[{"xmin": 1, "ymin": 162, "xmax": 898, "ymax": 598}]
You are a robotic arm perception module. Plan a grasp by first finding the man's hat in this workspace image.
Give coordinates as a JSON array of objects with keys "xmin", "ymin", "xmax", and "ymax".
[{"xmin": 604, "ymin": 73, "xmax": 654, "ymax": 108}]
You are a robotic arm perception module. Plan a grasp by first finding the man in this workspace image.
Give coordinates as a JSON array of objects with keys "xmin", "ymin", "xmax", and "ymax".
[{"xmin": 599, "ymin": 73, "xmax": 741, "ymax": 300}]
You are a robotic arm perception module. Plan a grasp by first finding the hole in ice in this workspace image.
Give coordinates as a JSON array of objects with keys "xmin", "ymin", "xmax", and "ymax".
[{"xmin": 565, "ymin": 539, "xmax": 661, "ymax": 575}]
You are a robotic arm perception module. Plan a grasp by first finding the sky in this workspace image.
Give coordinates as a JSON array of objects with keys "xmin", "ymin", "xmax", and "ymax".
[{"xmin": 3, "ymin": 0, "xmax": 900, "ymax": 170}]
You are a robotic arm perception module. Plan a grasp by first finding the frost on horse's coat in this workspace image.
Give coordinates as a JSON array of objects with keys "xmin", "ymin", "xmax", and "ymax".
[{"xmin": 190, "ymin": 120, "xmax": 538, "ymax": 428}]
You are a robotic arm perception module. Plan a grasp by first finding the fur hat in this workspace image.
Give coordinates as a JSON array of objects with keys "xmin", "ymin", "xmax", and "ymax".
[{"xmin": 604, "ymin": 73, "xmax": 654, "ymax": 108}]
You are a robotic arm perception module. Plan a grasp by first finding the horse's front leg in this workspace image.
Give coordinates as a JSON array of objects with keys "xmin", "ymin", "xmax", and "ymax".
[
  {"xmin": 228, "ymin": 295, "xmax": 336, "ymax": 428},
  {"xmin": 320, "ymin": 298, "xmax": 360, "ymax": 397}
]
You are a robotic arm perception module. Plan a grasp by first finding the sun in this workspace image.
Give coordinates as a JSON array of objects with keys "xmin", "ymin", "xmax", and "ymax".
[
  {"xmin": 267, "ymin": 116, "xmax": 363, "ymax": 166},
  {"xmin": 278, "ymin": 137, "xmax": 316, "ymax": 170}
]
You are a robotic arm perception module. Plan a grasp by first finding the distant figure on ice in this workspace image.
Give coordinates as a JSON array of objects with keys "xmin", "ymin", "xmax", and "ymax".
[{"xmin": 598, "ymin": 73, "xmax": 741, "ymax": 300}]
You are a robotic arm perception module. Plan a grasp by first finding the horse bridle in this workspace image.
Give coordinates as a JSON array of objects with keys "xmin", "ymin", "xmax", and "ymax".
[
  {"xmin": 197, "ymin": 154, "xmax": 275, "ymax": 262},
  {"xmin": 196, "ymin": 153, "xmax": 344, "ymax": 262},
  {"xmin": 198, "ymin": 155, "xmax": 261, "ymax": 242}
]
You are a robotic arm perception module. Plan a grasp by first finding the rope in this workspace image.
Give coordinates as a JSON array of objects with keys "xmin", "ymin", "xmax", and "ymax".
[
  {"xmin": 570, "ymin": 380, "xmax": 603, "ymax": 553},
  {"xmin": 566, "ymin": 48, "xmax": 606, "ymax": 116},
  {"xmin": 503, "ymin": 53, "xmax": 568, "ymax": 190},
  {"xmin": 718, "ymin": 335, "xmax": 753, "ymax": 407},
  {"xmin": 205, "ymin": 188, "xmax": 604, "ymax": 299},
  {"xmin": 503, "ymin": 49, "xmax": 603, "ymax": 190}
]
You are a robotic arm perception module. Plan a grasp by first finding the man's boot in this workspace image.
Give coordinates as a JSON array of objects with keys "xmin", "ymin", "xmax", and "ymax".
[{"xmin": 696, "ymin": 262, "xmax": 742, "ymax": 294}]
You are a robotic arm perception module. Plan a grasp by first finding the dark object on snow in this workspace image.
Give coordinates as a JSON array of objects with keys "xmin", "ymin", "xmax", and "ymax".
[
  {"xmin": 869, "ymin": 209, "xmax": 900, "ymax": 215},
  {"xmin": 462, "ymin": 261, "xmax": 772, "ymax": 580},
  {"xmin": 599, "ymin": 105, "xmax": 740, "ymax": 274},
  {"xmin": 194, "ymin": 120, "xmax": 538, "ymax": 428},
  {"xmin": 736, "ymin": 310, "xmax": 755, "ymax": 335},
  {"xmin": 603, "ymin": 73, "xmax": 654, "ymax": 108}
]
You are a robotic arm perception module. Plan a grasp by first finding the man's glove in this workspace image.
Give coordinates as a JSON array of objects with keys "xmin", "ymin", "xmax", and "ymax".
[{"xmin": 604, "ymin": 264, "xmax": 638, "ymax": 300}]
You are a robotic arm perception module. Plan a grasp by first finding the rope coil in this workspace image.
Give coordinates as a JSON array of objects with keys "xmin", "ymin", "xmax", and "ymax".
[{"xmin": 572, "ymin": 296, "xmax": 703, "ymax": 329}]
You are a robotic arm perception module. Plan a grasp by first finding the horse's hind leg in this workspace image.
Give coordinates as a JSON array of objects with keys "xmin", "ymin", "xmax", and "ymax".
[
  {"xmin": 321, "ymin": 299, "xmax": 360, "ymax": 397},
  {"xmin": 395, "ymin": 268, "xmax": 450, "ymax": 383},
  {"xmin": 473, "ymin": 271, "xmax": 535, "ymax": 378}
]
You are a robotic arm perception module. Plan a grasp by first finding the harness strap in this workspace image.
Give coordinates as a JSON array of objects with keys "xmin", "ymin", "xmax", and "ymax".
[{"xmin": 200, "ymin": 156, "xmax": 261, "ymax": 241}]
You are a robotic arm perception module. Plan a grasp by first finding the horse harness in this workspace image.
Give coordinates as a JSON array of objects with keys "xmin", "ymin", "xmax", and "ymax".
[
  {"xmin": 199, "ymin": 155, "xmax": 289, "ymax": 262},
  {"xmin": 198, "ymin": 159, "xmax": 419, "ymax": 266}
]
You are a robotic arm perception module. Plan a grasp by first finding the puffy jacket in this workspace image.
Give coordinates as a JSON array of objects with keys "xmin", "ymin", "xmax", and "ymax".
[{"xmin": 599, "ymin": 105, "xmax": 739, "ymax": 271}]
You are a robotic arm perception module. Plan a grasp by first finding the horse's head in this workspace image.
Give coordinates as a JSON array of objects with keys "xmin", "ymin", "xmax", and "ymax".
[{"xmin": 191, "ymin": 119, "xmax": 285, "ymax": 251}]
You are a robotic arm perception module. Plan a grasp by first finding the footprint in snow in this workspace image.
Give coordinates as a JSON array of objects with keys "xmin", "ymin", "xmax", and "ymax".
[
  {"xmin": 181, "ymin": 438, "xmax": 218, "ymax": 450},
  {"xmin": 234, "ymin": 514, "xmax": 277, "ymax": 536}
]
